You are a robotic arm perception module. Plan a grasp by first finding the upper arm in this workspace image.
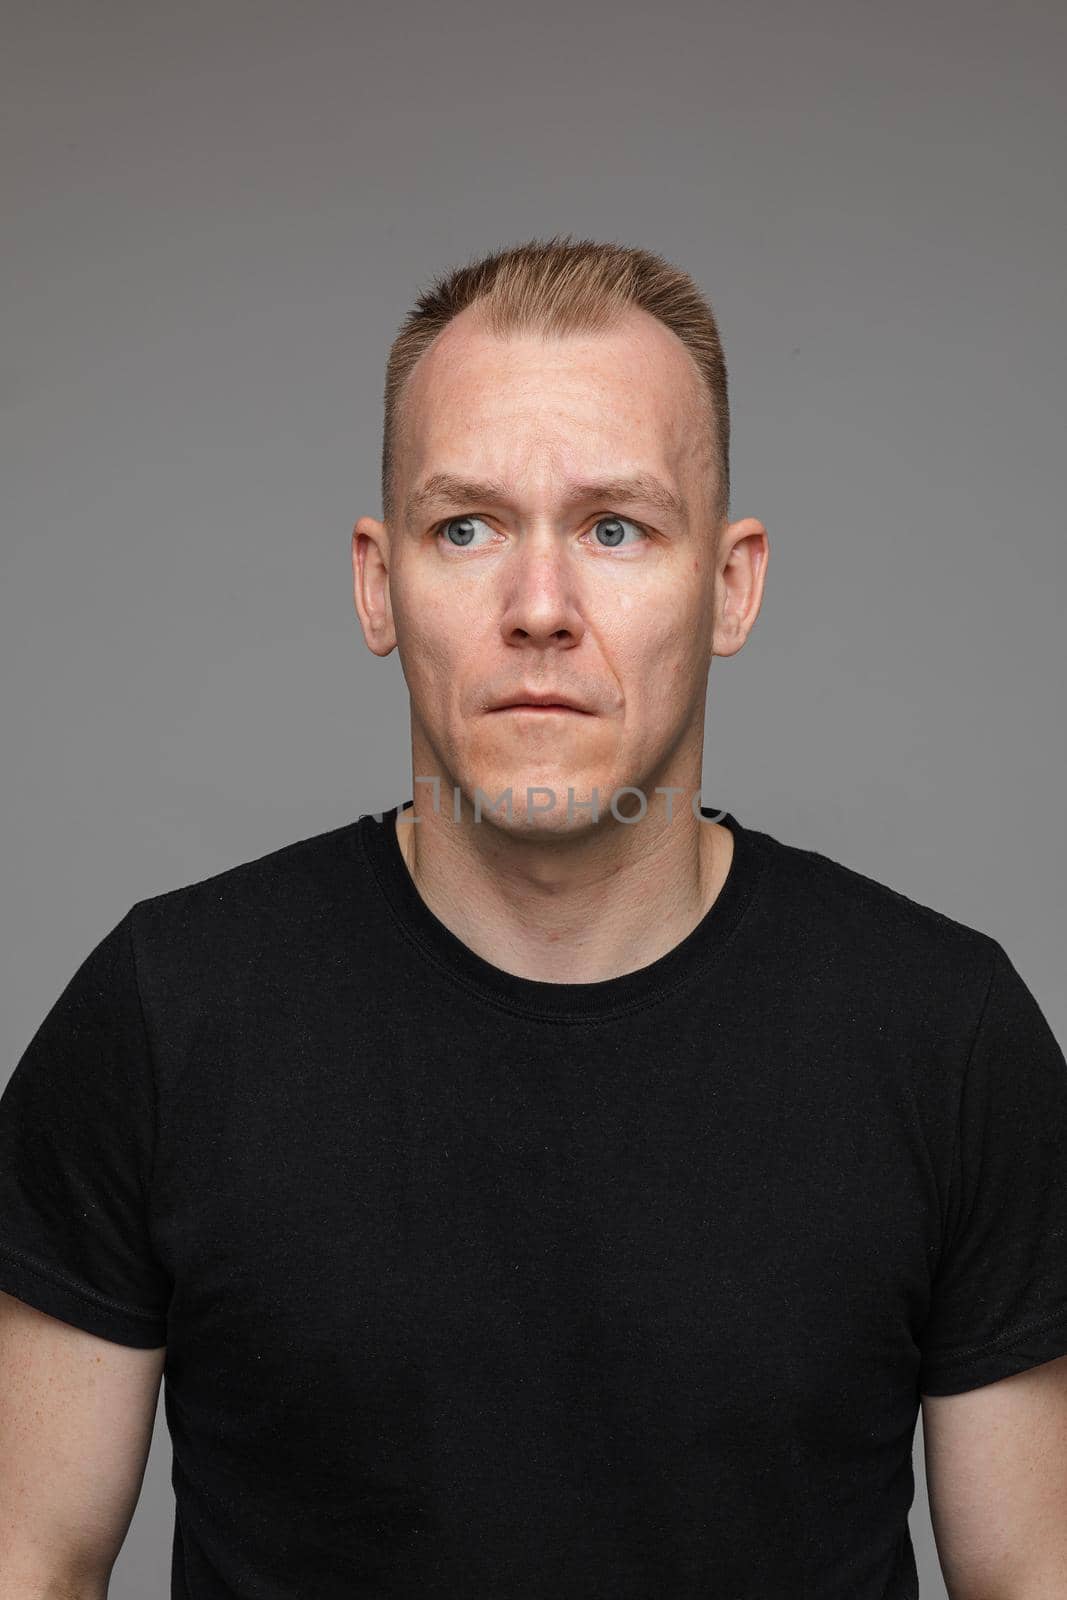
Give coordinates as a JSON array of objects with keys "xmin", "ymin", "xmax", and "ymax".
[
  {"xmin": 916, "ymin": 941, "xmax": 1067, "ymax": 1594},
  {"xmin": 921, "ymin": 1353, "xmax": 1067, "ymax": 1600},
  {"xmin": 0, "ymin": 1288, "xmax": 165, "ymax": 1591},
  {"xmin": 0, "ymin": 907, "xmax": 171, "ymax": 1588}
]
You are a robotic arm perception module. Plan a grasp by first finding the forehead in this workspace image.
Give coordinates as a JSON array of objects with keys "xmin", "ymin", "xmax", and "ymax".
[{"xmin": 397, "ymin": 303, "xmax": 709, "ymax": 491}]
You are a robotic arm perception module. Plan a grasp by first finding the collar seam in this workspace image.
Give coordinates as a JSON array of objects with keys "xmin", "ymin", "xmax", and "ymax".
[{"xmin": 357, "ymin": 815, "xmax": 773, "ymax": 1024}]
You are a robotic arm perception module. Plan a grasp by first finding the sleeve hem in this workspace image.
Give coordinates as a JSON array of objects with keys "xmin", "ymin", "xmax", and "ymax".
[
  {"xmin": 919, "ymin": 1303, "xmax": 1067, "ymax": 1395},
  {"xmin": 0, "ymin": 1239, "xmax": 167, "ymax": 1348}
]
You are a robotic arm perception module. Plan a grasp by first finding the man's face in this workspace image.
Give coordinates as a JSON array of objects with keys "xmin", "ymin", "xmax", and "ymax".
[{"xmin": 356, "ymin": 303, "xmax": 753, "ymax": 836}]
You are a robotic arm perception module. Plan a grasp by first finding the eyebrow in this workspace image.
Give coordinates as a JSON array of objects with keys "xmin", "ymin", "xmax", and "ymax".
[{"xmin": 403, "ymin": 471, "xmax": 687, "ymax": 525}]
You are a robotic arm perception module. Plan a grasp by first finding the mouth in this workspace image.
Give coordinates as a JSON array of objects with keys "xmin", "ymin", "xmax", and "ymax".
[{"xmin": 490, "ymin": 703, "xmax": 592, "ymax": 715}]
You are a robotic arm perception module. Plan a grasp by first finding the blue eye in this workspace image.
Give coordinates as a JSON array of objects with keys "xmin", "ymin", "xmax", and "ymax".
[
  {"xmin": 436, "ymin": 514, "xmax": 646, "ymax": 550},
  {"xmin": 439, "ymin": 515, "xmax": 495, "ymax": 548},
  {"xmin": 590, "ymin": 515, "xmax": 644, "ymax": 548}
]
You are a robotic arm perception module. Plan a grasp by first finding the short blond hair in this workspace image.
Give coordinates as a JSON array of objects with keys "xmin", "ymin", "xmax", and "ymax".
[{"xmin": 381, "ymin": 233, "xmax": 730, "ymax": 528}]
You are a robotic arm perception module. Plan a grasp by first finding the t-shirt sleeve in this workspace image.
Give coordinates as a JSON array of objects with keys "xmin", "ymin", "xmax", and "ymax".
[
  {"xmin": 0, "ymin": 906, "xmax": 170, "ymax": 1347},
  {"xmin": 918, "ymin": 939, "xmax": 1067, "ymax": 1394}
]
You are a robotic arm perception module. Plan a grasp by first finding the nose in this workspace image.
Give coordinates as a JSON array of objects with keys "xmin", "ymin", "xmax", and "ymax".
[{"xmin": 499, "ymin": 532, "xmax": 585, "ymax": 650}]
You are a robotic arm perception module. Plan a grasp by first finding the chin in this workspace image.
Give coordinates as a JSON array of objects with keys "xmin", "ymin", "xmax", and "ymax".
[{"xmin": 461, "ymin": 770, "xmax": 624, "ymax": 833}]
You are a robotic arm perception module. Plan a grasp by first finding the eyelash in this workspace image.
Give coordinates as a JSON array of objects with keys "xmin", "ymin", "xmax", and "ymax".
[{"xmin": 431, "ymin": 514, "xmax": 649, "ymax": 546}]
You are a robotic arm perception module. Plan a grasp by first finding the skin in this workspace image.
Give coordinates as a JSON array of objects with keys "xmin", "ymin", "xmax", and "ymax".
[
  {"xmin": 921, "ymin": 1355, "xmax": 1067, "ymax": 1597},
  {"xmin": 0, "ymin": 1289, "xmax": 164, "ymax": 1594},
  {"xmin": 351, "ymin": 301, "xmax": 768, "ymax": 984}
]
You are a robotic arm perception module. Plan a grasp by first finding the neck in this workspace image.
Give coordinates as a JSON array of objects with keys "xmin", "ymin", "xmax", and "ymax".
[{"xmin": 394, "ymin": 787, "xmax": 733, "ymax": 986}]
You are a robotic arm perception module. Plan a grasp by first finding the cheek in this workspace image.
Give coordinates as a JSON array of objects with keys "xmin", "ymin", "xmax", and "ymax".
[
  {"xmin": 623, "ymin": 615, "xmax": 709, "ymax": 718},
  {"xmin": 392, "ymin": 572, "xmax": 478, "ymax": 667},
  {"xmin": 393, "ymin": 596, "xmax": 491, "ymax": 732},
  {"xmin": 606, "ymin": 591, "xmax": 696, "ymax": 668},
  {"xmin": 404, "ymin": 624, "xmax": 459, "ymax": 696},
  {"xmin": 392, "ymin": 602, "xmax": 455, "ymax": 703}
]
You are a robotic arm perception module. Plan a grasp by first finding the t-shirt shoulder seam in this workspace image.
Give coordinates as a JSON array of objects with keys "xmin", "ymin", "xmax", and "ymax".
[
  {"xmin": 127, "ymin": 817, "xmax": 361, "ymax": 913},
  {"xmin": 125, "ymin": 904, "xmax": 161, "ymax": 1222},
  {"xmin": 768, "ymin": 834, "xmax": 1000, "ymax": 949},
  {"xmin": 0, "ymin": 1237, "xmax": 166, "ymax": 1323},
  {"xmin": 931, "ymin": 938, "xmax": 1008, "ymax": 1283}
]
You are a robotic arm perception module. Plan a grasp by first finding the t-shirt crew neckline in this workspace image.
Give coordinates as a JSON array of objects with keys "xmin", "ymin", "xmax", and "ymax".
[{"xmin": 357, "ymin": 799, "xmax": 768, "ymax": 1022}]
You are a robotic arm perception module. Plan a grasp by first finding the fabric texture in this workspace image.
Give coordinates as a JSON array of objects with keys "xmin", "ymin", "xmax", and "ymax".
[{"xmin": 1, "ymin": 799, "xmax": 1066, "ymax": 1599}]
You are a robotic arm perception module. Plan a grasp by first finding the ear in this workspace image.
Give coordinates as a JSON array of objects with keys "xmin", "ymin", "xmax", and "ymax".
[
  {"xmin": 711, "ymin": 516, "xmax": 769, "ymax": 659},
  {"xmin": 352, "ymin": 516, "xmax": 397, "ymax": 657}
]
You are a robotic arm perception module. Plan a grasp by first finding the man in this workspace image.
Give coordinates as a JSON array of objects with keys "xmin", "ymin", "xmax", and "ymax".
[{"xmin": 1, "ymin": 235, "xmax": 1065, "ymax": 1599}]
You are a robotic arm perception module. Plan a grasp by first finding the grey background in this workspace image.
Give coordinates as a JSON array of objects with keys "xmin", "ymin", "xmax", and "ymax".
[{"xmin": 2, "ymin": 1, "xmax": 1064, "ymax": 1593}]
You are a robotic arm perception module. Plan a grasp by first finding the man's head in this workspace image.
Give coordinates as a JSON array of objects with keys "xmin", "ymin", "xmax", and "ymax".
[{"xmin": 353, "ymin": 235, "xmax": 767, "ymax": 837}]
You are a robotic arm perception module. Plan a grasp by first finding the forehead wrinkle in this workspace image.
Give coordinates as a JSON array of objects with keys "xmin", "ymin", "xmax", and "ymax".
[{"xmin": 404, "ymin": 469, "xmax": 687, "ymax": 525}]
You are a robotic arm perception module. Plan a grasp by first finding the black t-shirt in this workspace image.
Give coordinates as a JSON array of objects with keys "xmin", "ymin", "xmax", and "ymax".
[{"xmin": 2, "ymin": 800, "xmax": 1067, "ymax": 1599}]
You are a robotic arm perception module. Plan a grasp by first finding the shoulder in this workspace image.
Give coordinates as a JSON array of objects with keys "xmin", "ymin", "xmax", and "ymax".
[
  {"xmin": 125, "ymin": 814, "xmax": 374, "ymax": 975},
  {"xmin": 743, "ymin": 819, "xmax": 1003, "ymax": 1012}
]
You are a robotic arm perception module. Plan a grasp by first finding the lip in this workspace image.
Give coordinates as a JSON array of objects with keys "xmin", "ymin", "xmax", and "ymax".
[{"xmin": 489, "ymin": 699, "xmax": 593, "ymax": 714}]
